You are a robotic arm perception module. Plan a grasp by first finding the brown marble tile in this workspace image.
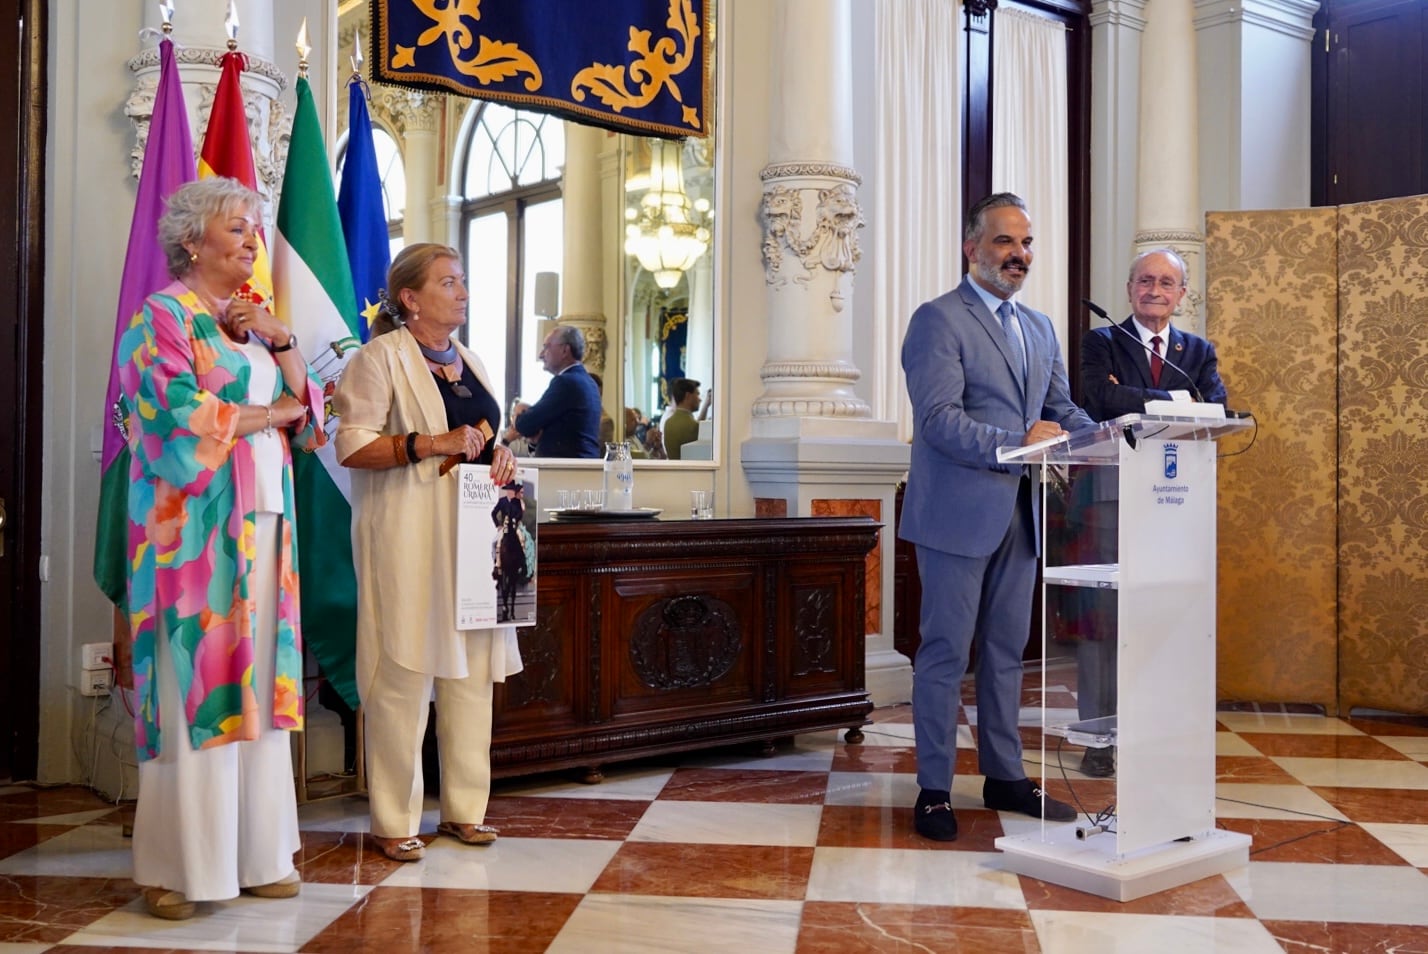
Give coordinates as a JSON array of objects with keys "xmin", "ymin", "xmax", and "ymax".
[
  {"xmin": 591, "ymin": 842, "xmax": 813, "ymax": 899},
  {"xmin": 1344, "ymin": 715, "xmax": 1428, "ymax": 736},
  {"xmin": 0, "ymin": 822, "xmax": 65, "ymax": 860},
  {"xmin": 0, "ymin": 874, "xmax": 140, "ymax": 943},
  {"xmin": 1310, "ymin": 786, "xmax": 1428, "ymax": 824},
  {"xmin": 1020, "ymin": 872, "xmax": 1252, "ymax": 917},
  {"xmin": 796, "ymin": 902, "xmax": 1039, "ymax": 954},
  {"xmin": 657, "ymin": 767, "xmax": 829, "ymax": 804},
  {"xmin": 870, "ymin": 704, "xmax": 914, "ymax": 725},
  {"xmin": 1216, "ymin": 818, "xmax": 1408, "ymax": 865},
  {"xmin": 1238, "ymin": 732, "xmax": 1411, "ymax": 760},
  {"xmin": 830, "ymin": 744, "xmax": 919, "ymax": 775},
  {"xmin": 301, "ymin": 886, "xmax": 579, "ymax": 954},
  {"xmin": 483, "ymin": 796, "xmax": 649, "ymax": 839},
  {"xmin": 0, "ymin": 787, "xmax": 119, "ymax": 823},
  {"xmin": 1215, "ymin": 755, "xmax": 1301, "ymax": 783},
  {"xmin": 817, "ymin": 804, "xmax": 1006, "ymax": 851},
  {"xmin": 1264, "ymin": 919, "xmax": 1428, "ymax": 953},
  {"xmin": 295, "ymin": 830, "xmax": 424, "ymax": 886}
]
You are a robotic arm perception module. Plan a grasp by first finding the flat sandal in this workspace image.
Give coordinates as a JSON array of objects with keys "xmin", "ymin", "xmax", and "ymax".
[
  {"xmin": 372, "ymin": 835, "xmax": 426, "ymax": 862},
  {"xmin": 437, "ymin": 821, "xmax": 499, "ymax": 845}
]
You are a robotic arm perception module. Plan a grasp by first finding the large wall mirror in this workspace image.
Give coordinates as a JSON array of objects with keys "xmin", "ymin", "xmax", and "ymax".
[{"xmin": 335, "ymin": 3, "xmax": 717, "ymax": 464}]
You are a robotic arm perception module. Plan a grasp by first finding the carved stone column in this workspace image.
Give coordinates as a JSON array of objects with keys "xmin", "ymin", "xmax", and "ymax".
[
  {"xmin": 1088, "ymin": 0, "xmax": 1148, "ymax": 310},
  {"xmin": 1133, "ymin": 0, "xmax": 1205, "ymax": 334},
  {"xmin": 368, "ymin": 88, "xmax": 441, "ymax": 243},
  {"xmin": 559, "ymin": 122, "xmax": 609, "ymax": 380},
  {"xmin": 742, "ymin": 0, "xmax": 910, "ymax": 707},
  {"xmin": 752, "ymin": 0, "xmax": 869, "ymax": 426},
  {"xmin": 124, "ymin": 1, "xmax": 287, "ymax": 221}
]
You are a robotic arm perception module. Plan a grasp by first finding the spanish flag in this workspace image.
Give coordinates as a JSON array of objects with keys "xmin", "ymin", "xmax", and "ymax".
[{"xmin": 198, "ymin": 47, "xmax": 273, "ymax": 305}]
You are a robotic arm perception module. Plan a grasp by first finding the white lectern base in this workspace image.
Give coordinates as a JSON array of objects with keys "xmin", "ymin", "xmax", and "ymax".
[{"xmin": 995, "ymin": 826, "xmax": 1250, "ymax": 902}]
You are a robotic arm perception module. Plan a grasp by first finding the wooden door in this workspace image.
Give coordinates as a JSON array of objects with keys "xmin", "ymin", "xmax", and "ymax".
[
  {"xmin": 0, "ymin": 0, "xmax": 46, "ymax": 782},
  {"xmin": 1315, "ymin": 0, "xmax": 1428, "ymax": 205}
]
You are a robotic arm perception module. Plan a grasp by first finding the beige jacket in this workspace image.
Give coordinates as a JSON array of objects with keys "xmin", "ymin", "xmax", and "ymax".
[{"xmin": 333, "ymin": 327, "xmax": 522, "ymax": 698}]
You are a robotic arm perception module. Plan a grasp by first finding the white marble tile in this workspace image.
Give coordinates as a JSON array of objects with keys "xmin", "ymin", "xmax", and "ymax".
[
  {"xmin": 673, "ymin": 744, "xmax": 835, "ymax": 773},
  {"xmin": 295, "ymin": 794, "xmax": 379, "ymax": 833},
  {"xmin": 1229, "ymin": 861, "xmax": 1428, "ymax": 925},
  {"xmin": 1216, "ymin": 731, "xmax": 1263, "ymax": 757},
  {"xmin": 1215, "ymin": 713, "xmax": 1364, "ymax": 735},
  {"xmin": 1360, "ymin": 822, "xmax": 1428, "ymax": 867},
  {"xmin": 1029, "ymin": 910, "xmax": 1284, "ymax": 954},
  {"xmin": 0, "ymin": 944, "xmax": 53, "ymax": 954},
  {"xmin": 379, "ymin": 836, "xmax": 620, "ymax": 893},
  {"xmin": 63, "ymin": 882, "xmax": 369, "ymax": 952},
  {"xmin": 14, "ymin": 808, "xmax": 118, "ymax": 827},
  {"xmin": 823, "ymin": 770, "xmax": 986, "ymax": 811},
  {"xmin": 1213, "ymin": 783, "xmax": 1347, "ymax": 821},
  {"xmin": 806, "ymin": 847, "xmax": 1026, "ymax": 908},
  {"xmin": 546, "ymin": 895, "xmax": 802, "ymax": 954},
  {"xmin": 626, "ymin": 801, "xmax": 821, "ymax": 846},
  {"xmin": 0, "ymin": 822, "xmax": 132, "ymax": 878},
  {"xmin": 1377, "ymin": 735, "xmax": 1428, "ymax": 759},
  {"xmin": 856, "ymin": 721, "xmax": 919, "ymax": 747},
  {"xmin": 1269, "ymin": 756, "xmax": 1428, "ymax": 789},
  {"xmin": 494, "ymin": 766, "xmax": 675, "ymax": 801}
]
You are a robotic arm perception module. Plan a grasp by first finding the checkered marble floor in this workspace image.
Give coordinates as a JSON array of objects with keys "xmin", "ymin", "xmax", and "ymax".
[{"xmin": 3, "ymin": 682, "xmax": 1428, "ymax": 952}]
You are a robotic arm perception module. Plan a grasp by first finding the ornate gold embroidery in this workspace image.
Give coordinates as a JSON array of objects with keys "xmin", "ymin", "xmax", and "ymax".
[
  {"xmin": 570, "ymin": 0, "xmax": 702, "ymax": 129},
  {"xmin": 394, "ymin": 0, "xmax": 542, "ymax": 90}
]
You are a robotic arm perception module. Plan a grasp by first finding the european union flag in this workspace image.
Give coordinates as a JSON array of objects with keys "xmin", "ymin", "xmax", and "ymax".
[{"xmin": 337, "ymin": 77, "xmax": 391, "ymax": 342}]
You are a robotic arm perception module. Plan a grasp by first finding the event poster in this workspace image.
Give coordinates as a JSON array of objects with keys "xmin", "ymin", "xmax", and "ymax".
[{"xmin": 455, "ymin": 465, "xmax": 538, "ymax": 629}]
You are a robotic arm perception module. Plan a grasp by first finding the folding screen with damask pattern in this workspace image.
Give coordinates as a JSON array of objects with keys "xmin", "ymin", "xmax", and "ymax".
[{"xmin": 1208, "ymin": 196, "xmax": 1428, "ymax": 716}]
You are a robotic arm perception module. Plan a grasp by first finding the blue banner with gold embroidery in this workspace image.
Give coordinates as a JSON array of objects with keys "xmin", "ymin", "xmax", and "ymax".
[{"xmin": 372, "ymin": 0, "xmax": 710, "ymax": 139}]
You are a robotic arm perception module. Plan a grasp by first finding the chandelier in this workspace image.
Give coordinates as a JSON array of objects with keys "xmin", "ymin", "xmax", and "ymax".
[{"xmin": 624, "ymin": 139, "xmax": 711, "ymax": 290}]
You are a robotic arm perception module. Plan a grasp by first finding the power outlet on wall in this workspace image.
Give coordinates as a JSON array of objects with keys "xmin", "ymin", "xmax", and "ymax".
[
  {"xmin": 81, "ymin": 642, "xmax": 110, "ymax": 671},
  {"xmin": 81, "ymin": 668, "xmax": 113, "ymax": 697}
]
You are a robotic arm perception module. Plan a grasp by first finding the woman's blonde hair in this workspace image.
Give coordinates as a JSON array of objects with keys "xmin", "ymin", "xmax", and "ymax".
[
  {"xmin": 372, "ymin": 242, "xmax": 462, "ymax": 336},
  {"xmin": 157, "ymin": 177, "xmax": 262, "ymax": 278}
]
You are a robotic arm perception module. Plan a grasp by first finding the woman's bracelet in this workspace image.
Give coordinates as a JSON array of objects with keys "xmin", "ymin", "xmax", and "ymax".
[
  {"xmin": 264, "ymin": 405, "xmax": 273, "ymax": 434},
  {"xmin": 406, "ymin": 432, "xmax": 421, "ymax": 464}
]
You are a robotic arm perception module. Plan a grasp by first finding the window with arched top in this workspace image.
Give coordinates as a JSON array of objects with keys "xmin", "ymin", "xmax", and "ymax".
[{"xmin": 457, "ymin": 102, "xmax": 565, "ymax": 420}]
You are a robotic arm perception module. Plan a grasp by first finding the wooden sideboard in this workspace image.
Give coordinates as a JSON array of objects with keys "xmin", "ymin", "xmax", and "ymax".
[{"xmin": 491, "ymin": 516, "xmax": 878, "ymax": 781}]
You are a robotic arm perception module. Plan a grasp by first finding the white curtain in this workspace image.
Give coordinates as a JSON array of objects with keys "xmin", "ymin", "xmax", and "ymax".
[
  {"xmin": 873, "ymin": 0, "xmax": 961, "ymax": 440},
  {"xmin": 991, "ymin": 9, "xmax": 1070, "ymax": 359}
]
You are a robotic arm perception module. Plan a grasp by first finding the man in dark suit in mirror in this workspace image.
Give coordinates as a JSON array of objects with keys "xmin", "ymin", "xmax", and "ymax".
[{"xmin": 516, "ymin": 325, "xmax": 602, "ymax": 458}]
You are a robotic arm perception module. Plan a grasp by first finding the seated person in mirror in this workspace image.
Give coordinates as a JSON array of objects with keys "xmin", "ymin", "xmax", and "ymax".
[
  {"xmin": 501, "ymin": 399, "xmax": 534, "ymax": 457},
  {"xmin": 515, "ymin": 325, "xmax": 602, "ymax": 458},
  {"xmin": 662, "ymin": 377, "xmax": 709, "ymax": 460},
  {"xmin": 590, "ymin": 372, "xmax": 616, "ymax": 445}
]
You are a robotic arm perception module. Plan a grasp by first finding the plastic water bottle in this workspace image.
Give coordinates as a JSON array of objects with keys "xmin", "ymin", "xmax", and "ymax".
[{"xmin": 603, "ymin": 441, "xmax": 634, "ymax": 510}]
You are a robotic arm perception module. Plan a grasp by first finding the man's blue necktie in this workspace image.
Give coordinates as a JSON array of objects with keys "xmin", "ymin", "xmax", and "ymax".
[{"xmin": 998, "ymin": 300, "xmax": 1025, "ymax": 385}]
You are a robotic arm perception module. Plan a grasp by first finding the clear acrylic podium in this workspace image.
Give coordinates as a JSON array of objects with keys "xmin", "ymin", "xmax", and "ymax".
[{"xmin": 993, "ymin": 412, "xmax": 1253, "ymax": 901}]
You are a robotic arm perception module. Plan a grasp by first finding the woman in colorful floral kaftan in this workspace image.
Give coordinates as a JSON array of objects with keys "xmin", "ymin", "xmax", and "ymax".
[
  {"xmin": 334, "ymin": 243, "xmax": 521, "ymax": 864},
  {"xmin": 118, "ymin": 177, "xmax": 325, "ymax": 920}
]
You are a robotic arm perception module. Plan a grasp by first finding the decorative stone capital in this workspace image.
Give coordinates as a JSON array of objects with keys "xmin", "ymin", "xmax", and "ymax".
[
  {"xmin": 559, "ymin": 314, "xmax": 608, "ymax": 378},
  {"xmin": 370, "ymin": 85, "xmax": 442, "ymax": 135},
  {"xmin": 759, "ymin": 167, "xmax": 865, "ymax": 313}
]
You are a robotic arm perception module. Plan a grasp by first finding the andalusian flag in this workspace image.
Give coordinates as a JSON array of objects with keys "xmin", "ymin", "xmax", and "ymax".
[
  {"xmin": 336, "ymin": 75, "xmax": 390, "ymax": 342},
  {"xmin": 272, "ymin": 74, "xmax": 363, "ymax": 709},
  {"xmin": 94, "ymin": 35, "xmax": 195, "ymax": 608},
  {"xmin": 198, "ymin": 47, "xmax": 272, "ymax": 303}
]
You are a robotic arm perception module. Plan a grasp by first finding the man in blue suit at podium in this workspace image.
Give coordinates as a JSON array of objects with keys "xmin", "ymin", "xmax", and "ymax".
[
  {"xmin": 900, "ymin": 193, "xmax": 1094, "ymax": 841},
  {"xmin": 1081, "ymin": 248, "xmax": 1227, "ymax": 417},
  {"xmin": 1068, "ymin": 248, "xmax": 1229, "ymax": 777}
]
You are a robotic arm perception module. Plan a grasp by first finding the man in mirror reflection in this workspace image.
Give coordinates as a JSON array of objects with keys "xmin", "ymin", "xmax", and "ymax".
[
  {"xmin": 514, "ymin": 325, "xmax": 602, "ymax": 458},
  {"xmin": 663, "ymin": 377, "xmax": 710, "ymax": 460},
  {"xmin": 500, "ymin": 400, "xmax": 534, "ymax": 456},
  {"xmin": 1067, "ymin": 248, "xmax": 1229, "ymax": 777}
]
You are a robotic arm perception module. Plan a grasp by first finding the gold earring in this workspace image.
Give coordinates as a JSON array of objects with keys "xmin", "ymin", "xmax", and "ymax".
[{"xmin": 189, "ymin": 250, "xmax": 198, "ymax": 263}]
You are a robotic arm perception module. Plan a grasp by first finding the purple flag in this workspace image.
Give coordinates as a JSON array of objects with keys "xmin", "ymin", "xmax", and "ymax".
[{"xmin": 95, "ymin": 35, "xmax": 195, "ymax": 606}]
